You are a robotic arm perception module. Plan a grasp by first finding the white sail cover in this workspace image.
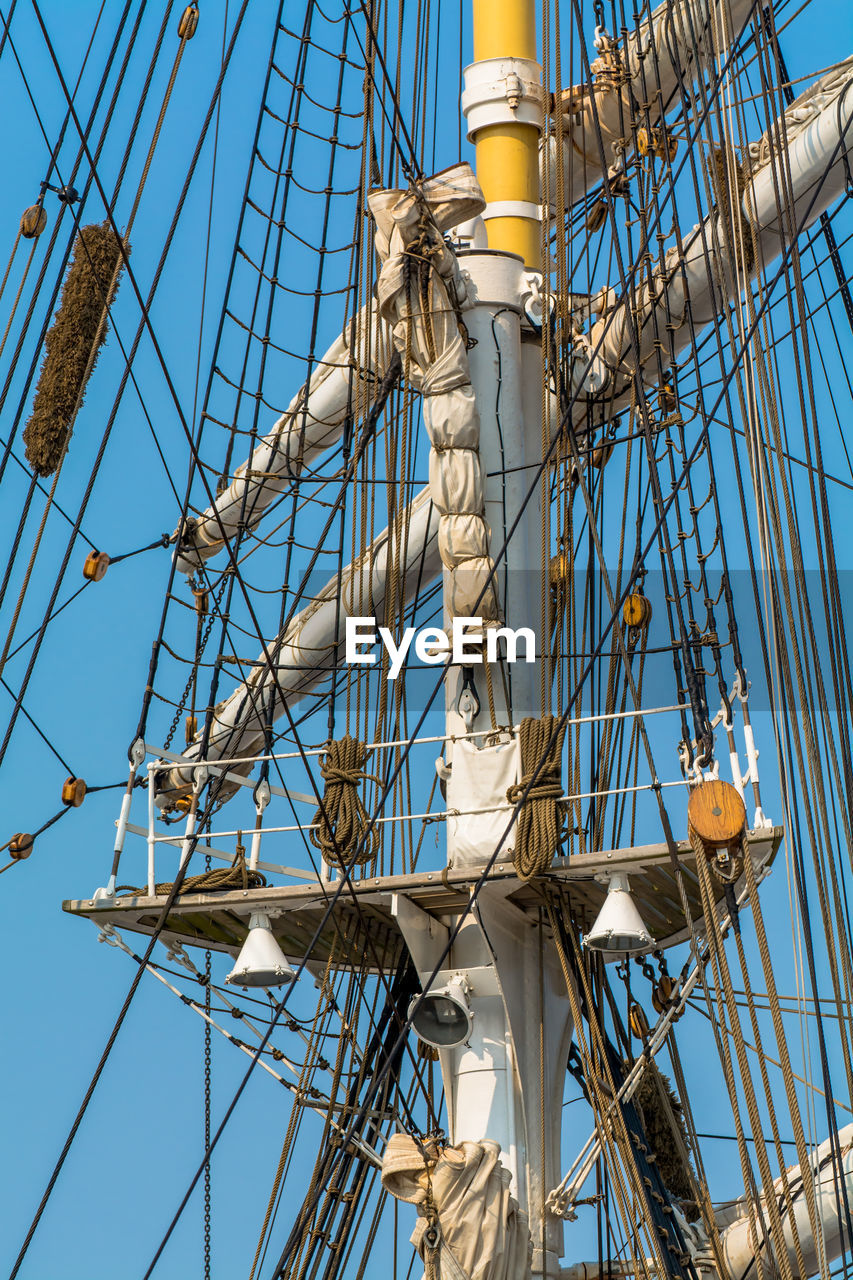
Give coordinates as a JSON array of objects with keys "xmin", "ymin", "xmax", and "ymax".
[
  {"xmin": 698, "ymin": 1124, "xmax": 853, "ymax": 1280},
  {"xmin": 547, "ymin": 0, "xmax": 756, "ymax": 208},
  {"xmin": 445, "ymin": 737, "xmax": 520, "ymax": 868},
  {"xmin": 157, "ymin": 487, "xmax": 440, "ymax": 803},
  {"xmin": 382, "ymin": 1134, "xmax": 531, "ymax": 1280},
  {"xmin": 573, "ymin": 58, "xmax": 853, "ymax": 402},
  {"xmin": 368, "ymin": 164, "xmax": 500, "ymax": 624}
]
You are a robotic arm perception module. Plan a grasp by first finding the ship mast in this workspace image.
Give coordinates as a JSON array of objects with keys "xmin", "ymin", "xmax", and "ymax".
[
  {"xmin": 51, "ymin": 4, "xmax": 853, "ymax": 1277},
  {"xmin": 394, "ymin": 5, "xmax": 571, "ymax": 1277}
]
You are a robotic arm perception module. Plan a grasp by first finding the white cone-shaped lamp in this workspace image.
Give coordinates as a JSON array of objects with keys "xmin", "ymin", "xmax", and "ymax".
[
  {"xmin": 408, "ymin": 975, "xmax": 473, "ymax": 1049},
  {"xmin": 226, "ymin": 913, "xmax": 296, "ymax": 988},
  {"xmin": 584, "ymin": 873, "xmax": 653, "ymax": 958}
]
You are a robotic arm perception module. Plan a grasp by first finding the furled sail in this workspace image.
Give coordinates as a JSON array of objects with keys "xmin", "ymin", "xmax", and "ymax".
[
  {"xmin": 571, "ymin": 58, "xmax": 853, "ymax": 401},
  {"xmin": 369, "ymin": 162, "xmax": 501, "ymax": 624},
  {"xmin": 382, "ymin": 1134, "xmax": 531, "ymax": 1280},
  {"xmin": 547, "ymin": 0, "xmax": 757, "ymax": 207},
  {"xmin": 157, "ymin": 486, "xmax": 440, "ymax": 805}
]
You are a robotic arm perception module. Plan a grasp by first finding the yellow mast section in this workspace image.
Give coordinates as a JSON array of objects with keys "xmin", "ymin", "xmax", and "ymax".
[{"xmin": 471, "ymin": 0, "xmax": 540, "ymax": 268}]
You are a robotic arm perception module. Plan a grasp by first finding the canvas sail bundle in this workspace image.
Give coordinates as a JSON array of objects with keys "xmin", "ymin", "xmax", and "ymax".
[
  {"xmin": 175, "ymin": 304, "xmax": 392, "ymax": 575},
  {"xmin": 382, "ymin": 1134, "xmax": 531, "ymax": 1280},
  {"xmin": 368, "ymin": 163, "xmax": 500, "ymax": 624}
]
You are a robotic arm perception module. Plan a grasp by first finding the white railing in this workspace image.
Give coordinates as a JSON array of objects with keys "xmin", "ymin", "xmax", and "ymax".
[{"xmin": 99, "ymin": 697, "xmax": 767, "ymax": 899}]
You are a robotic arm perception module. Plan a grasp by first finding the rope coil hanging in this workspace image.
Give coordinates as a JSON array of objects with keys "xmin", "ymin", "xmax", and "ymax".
[
  {"xmin": 507, "ymin": 715, "xmax": 566, "ymax": 881},
  {"xmin": 310, "ymin": 735, "xmax": 378, "ymax": 868}
]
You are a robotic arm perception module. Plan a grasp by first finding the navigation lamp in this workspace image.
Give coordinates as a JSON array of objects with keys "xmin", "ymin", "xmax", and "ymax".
[
  {"xmin": 408, "ymin": 975, "xmax": 473, "ymax": 1050},
  {"xmin": 584, "ymin": 873, "xmax": 653, "ymax": 958},
  {"xmin": 226, "ymin": 913, "xmax": 296, "ymax": 989}
]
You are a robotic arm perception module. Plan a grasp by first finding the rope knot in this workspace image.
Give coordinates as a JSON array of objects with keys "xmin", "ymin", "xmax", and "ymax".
[{"xmin": 310, "ymin": 735, "xmax": 378, "ymax": 868}]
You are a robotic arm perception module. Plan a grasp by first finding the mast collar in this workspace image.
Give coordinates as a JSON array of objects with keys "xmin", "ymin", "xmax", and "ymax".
[{"xmin": 461, "ymin": 57, "xmax": 543, "ymax": 139}]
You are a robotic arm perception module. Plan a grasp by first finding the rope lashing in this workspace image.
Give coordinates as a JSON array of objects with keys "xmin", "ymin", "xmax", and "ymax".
[
  {"xmin": 118, "ymin": 844, "xmax": 265, "ymax": 897},
  {"xmin": 686, "ymin": 778, "xmax": 747, "ymax": 885},
  {"xmin": 507, "ymin": 715, "xmax": 566, "ymax": 881},
  {"xmin": 310, "ymin": 735, "xmax": 378, "ymax": 868}
]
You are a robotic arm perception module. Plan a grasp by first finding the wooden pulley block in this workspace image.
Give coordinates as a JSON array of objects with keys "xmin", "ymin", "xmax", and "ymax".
[
  {"xmin": 629, "ymin": 1001, "xmax": 650, "ymax": 1040},
  {"xmin": 20, "ymin": 205, "xmax": 47, "ymax": 238},
  {"xmin": 687, "ymin": 779, "xmax": 746, "ymax": 855},
  {"xmin": 83, "ymin": 550, "xmax": 110, "ymax": 582},
  {"xmin": 659, "ymin": 381, "xmax": 677, "ymax": 414},
  {"xmin": 623, "ymin": 593, "xmax": 652, "ymax": 628},
  {"xmin": 9, "ymin": 832, "xmax": 33, "ymax": 859},
  {"xmin": 590, "ymin": 439, "xmax": 614, "ymax": 469},
  {"xmin": 61, "ymin": 776, "xmax": 87, "ymax": 807},
  {"xmin": 586, "ymin": 199, "xmax": 607, "ymax": 233},
  {"xmin": 549, "ymin": 552, "xmax": 569, "ymax": 588},
  {"xmin": 177, "ymin": 5, "xmax": 198, "ymax": 39},
  {"xmin": 184, "ymin": 714, "xmax": 198, "ymax": 746},
  {"xmin": 637, "ymin": 126, "xmax": 678, "ymax": 163},
  {"xmin": 651, "ymin": 974, "xmax": 682, "ymax": 1018}
]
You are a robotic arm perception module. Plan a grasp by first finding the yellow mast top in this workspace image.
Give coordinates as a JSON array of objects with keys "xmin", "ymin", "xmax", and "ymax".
[{"xmin": 470, "ymin": 0, "xmax": 541, "ymax": 268}]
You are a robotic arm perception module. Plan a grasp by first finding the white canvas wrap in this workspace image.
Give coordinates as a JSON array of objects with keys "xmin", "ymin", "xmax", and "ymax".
[
  {"xmin": 382, "ymin": 1134, "xmax": 531, "ymax": 1280},
  {"xmin": 175, "ymin": 305, "xmax": 390, "ymax": 574},
  {"xmin": 369, "ymin": 164, "xmax": 500, "ymax": 625}
]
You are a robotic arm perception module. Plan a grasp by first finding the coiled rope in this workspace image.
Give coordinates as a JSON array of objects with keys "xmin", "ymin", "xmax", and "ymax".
[
  {"xmin": 310, "ymin": 735, "xmax": 377, "ymax": 868},
  {"xmin": 118, "ymin": 844, "xmax": 265, "ymax": 897},
  {"xmin": 507, "ymin": 715, "xmax": 566, "ymax": 881}
]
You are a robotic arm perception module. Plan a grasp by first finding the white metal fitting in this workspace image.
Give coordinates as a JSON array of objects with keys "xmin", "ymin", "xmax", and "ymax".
[{"xmin": 461, "ymin": 57, "xmax": 543, "ymax": 140}]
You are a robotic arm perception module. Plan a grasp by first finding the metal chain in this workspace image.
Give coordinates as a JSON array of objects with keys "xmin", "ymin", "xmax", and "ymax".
[
  {"xmin": 163, "ymin": 576, "xmax": 228, "ymax": 750},
  {"xmin": 203, "ymin": 944, "xmax": 212, "ymax": 1280}
]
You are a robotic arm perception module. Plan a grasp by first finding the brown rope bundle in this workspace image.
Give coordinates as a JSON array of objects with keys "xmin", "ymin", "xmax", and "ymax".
[
  {"xmin": 310, "ymin": 735, "xmax": 377, "ymax": 868},
  {"xmin": 506, "ymin": 715, "xmax": 566, "ymax": 881},
  {"xmin": 23, "ymin": 221, "xmax": 127, "ymax": 476},
  {"xmin": 118, "ymin": 845, "xmax": 266, "ymax": 897}
]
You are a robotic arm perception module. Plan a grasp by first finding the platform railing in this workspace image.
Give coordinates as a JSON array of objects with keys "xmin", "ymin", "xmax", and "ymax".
[{"xmin": 101, "ymin": 697, "xmax": 769, "ymax": 900}]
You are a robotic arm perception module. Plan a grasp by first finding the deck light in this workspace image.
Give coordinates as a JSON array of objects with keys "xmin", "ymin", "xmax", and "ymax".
[
  {"xmin": 584, "ymin": 873, "xmax": 653, "ymax": 958},
  {"xmin": 226, "ymin": 912, "xmax": 296, "ymax": 989},
  {"xmin": 408, "ymin": 975, "xmax": 473, "ymax": 1049}
]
